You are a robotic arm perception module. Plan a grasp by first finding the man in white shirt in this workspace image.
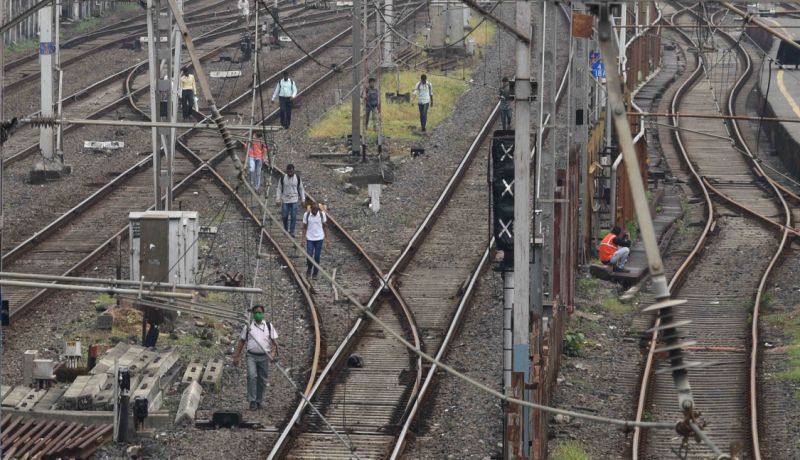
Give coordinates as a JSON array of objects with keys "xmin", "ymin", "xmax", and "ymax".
[
  {"xmin": 232, "ymin": 305, "xmax": 279, "ymax": 410},
  {"xmin": 412, "ymin": 74, "xmax": 433, "ymax": 132},
  {"xmin": 302, "ymin": 201, "xmax": 329, "ymax": 278},
  {"xmin": 272, "ymin": 71, "xmax": 298, "ymax": 129}
]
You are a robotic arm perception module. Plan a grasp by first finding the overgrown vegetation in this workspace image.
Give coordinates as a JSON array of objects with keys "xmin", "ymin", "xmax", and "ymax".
[
  {"xmin": 769, "ymin": 305, "xmax": 800, "ymax": 399},
  {"xmin": 5, "ymin": 38, "xmax": 38, "ymax": 56},
  {"xmin": 308, "ymin": 72, "xmax": 470, "ymax": 142},
  {"xmin": 563, "ymin": 330, "xmax": 586, "ymax": 357},
  {"xmin": 625, "ymin": 219, "xmax": 639, "ymax": 243},
  {"xmin": 308, "ymin": 17, "xmax": 496, "ymax": 143},
  {"xmin": 551, "ymin": 441, "xmax": 590, "ymax": 460},
  {"xmin": 600, "ymin": 295, "xmax": 630, "ymax": 315},
  {"xmin": 72, "ymin": 17, "xmax": 101, "ymax": 34},
  {"xmin": 675, "ymin": 217, "xmax": 687, "ymax": 235},
  {"xmin": 576, "ymin": 277, "xmax": 599, "ymax": 297}
]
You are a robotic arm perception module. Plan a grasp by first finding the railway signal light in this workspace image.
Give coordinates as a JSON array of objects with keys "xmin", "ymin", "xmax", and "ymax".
[{"xmin": 491, "ymin": 131, "xmax": 515, "ymax": 253}]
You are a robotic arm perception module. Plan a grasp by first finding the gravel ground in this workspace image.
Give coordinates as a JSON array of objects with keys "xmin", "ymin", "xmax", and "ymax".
[
  {"xmin": 400, "ymin": 269, "xmax": 504, "ymax": 460},
  {"xmin": 740, "ymin": 47, "xmax": 800, "ymax": 459},
  {"xmin": 1, "ymin": 4, "xmax": 525, "ymax": 459}
]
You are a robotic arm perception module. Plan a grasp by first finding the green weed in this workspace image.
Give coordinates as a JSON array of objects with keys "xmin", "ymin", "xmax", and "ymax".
[
  {"xmin": 563, "ymin": 330, "xmax": 586, "ymax": 357},
  {"xmin": 551, "ymin": 441, "xmax": 590, "ymax": 460},
  {"xmin": 72, "ymin": 17, "xmax": 101, "ymax": 34},
  {"xmin": 600, "ymin": 295, "xmax": 629, "ymax": 315},
  {"xmin": 5, "ymin": 38, "xmax": 37, "ymax": 56},
  {"xmin": 625, "ymin": 219, "xmax": 639, "ymax": 243},
  {"xmin": 577, "ymin": 277, "xmax": 599, "ymax": 297},
  {"xmin": 308, "ymin": 71, "xmax": 470, "ymax": 142},
  {"xmin": 675, "ymin": 218, "xmax": 687, "ymax": 235},
  {"xmin": 94, "ymin": 293, "xmax": 117, "ymax": 307}
]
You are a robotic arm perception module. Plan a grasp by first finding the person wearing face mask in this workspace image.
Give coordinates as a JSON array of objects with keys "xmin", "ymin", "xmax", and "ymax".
[{"xmin": 232, "ymin": 305, "xmax": 279, "ymax": 410}]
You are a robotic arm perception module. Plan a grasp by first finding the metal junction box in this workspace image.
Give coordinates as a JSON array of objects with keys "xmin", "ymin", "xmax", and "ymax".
[{"xmin": 129, "ymin": 211, "xmax": 199, "ymax": 285}]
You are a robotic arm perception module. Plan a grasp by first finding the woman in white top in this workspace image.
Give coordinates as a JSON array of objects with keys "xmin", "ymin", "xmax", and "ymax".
[{"xmin": 302, "ymin": 202, "xmax": 329, "ymax": 278}]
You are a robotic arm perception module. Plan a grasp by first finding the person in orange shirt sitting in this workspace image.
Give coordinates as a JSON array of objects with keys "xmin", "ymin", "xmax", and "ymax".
[
  {"xmin": 247, "ymin": 132, "xmax": 267, "ymax": 191},
  {"xmin": 598, "ymin": 226, "xmax": 631, "ymax": 273}
]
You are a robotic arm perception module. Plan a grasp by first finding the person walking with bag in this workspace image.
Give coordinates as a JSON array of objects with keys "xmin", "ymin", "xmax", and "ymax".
[
  {"xmin": 232, "ymin": 305, "xmax": 279, "ymax": 410},
  {"xmin": 272, "ymin": 71, "xmax": 298, "ymax": 129},
  {"xmin": 412, "ymin": 74, "xmax": 433, "ymax": 132},
  {"xmin": 246, "ymin": 132, "xmax": 267, "ymax": 191},
  {"xmin": 275, "ymin": 164, "xmax": 305, "ymax": 237},
  {"xmin": 302, "ymin": 201, "xmax": 329, "ymax": 278}
]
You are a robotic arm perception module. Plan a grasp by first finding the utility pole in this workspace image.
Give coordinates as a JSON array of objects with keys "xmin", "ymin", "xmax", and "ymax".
[
  {"xmin": 508, "ymin": 0, "xmax": 532, "ymax": 458},
  {"xmin": 429, "ymin": 0, "xmax": 446, "ymax": 51},
  {"xmin": 351, "ymin": 0, "xmax": 362, "ymax": 158},
  {"xmin": 382, "ymin": 0, "xmax": 393, "ymax": 67},
  {"xmin": 30, "ymin": 3, "xmax": 67, "ymax": 183},
  {"xmin": 168, "ymin": 0, "xmax": 183, "ymax": 209},
  {"xmin": 146, "ymin": 0, "xmax": 163, "ymax": 210}
]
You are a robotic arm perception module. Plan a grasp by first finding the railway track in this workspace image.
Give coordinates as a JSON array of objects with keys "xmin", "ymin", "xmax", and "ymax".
[
  {"xmin": 632, "ymin": 5, "xmax": 794, "ymax": 458},
  {"xmin": 2, "ymin": 0, "xmax": 243, "ymax": 92},
  {"xmin": 0, "ymin": 5, "xmax": 363, "ymax": 319},
  {"xmin": 267, "ymin": 4, "xmax": 574, "ymax": 459},
  {"xmin": 2, "ymin": 1, "xmax": 344, "ymax": 164}
]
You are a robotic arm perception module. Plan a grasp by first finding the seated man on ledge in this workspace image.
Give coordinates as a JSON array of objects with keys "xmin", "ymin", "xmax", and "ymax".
[{"xmin": 599, "ymin": 226, "xmax": 631, "ymax": 273}]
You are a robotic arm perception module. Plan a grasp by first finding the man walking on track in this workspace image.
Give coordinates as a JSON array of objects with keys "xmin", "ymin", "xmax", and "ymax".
[
  {"xmin": 302, "ymin": 201, "xmax": 329, "ymax": 278},
  {"xmin": 275, "ymin": 164, "xmax": 306, "ymax": 237},
  {"xmin": 598, "ymin": 226, "xmax": 631, "ymax": 273},
  {"xmin": 412, "ymin": 74, "xmax": 433, "ymax": 132},
  {"xmin": 272, "ymin": 71, "xmax": 298, "ymax": 129},
  {"xmin": 363, "ymin": 77, "xmax": 380, "ymax": 131},
  {"xmin": 232, "ymin": 305, "xmax": 278, "ymax": 410}
]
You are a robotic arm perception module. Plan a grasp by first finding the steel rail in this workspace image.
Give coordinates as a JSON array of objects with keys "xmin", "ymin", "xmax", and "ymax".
[
  {"xmin": 390, "ymin": 3, "xmax": 576, "ymax": 456},
  {"xmin": 3, "ymin": 12, "xmax": 244, "ymax": 92},
  {"xmin": 125, "ymin": 1, "xmax": 427, "ymax": 403},
  {"xmin": 633, "ymin": 4, "xmax": 793, "ymax": 458},
  {"xmin": 2, "ymin": 6, "xmax": 355, "ymax": 315},
  {"xmin": 632, "ymin": 5, "xmax": 716, "ymax": 456},
  {"xmin": 719, "ymin": 11, "xmax": 792, "ymax": 459},
  {"xmin": 3, "ymin": 9, "xmax": 349, "ymax": 165}
]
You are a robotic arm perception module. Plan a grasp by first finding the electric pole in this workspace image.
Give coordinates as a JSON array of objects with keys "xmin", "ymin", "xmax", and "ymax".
[
  {"xmin": 147, "ymin": 0, "xmax": 163, "ymax": 210},
  {"xmin": 30, "ymin": 3, "xmax": 67, "ymax": 183},
  {"xmin": 382, "ymin": 0, "xmax": 393, "ymax": 67},
  {"xmin": 508, "ymin": 0, "xmax": 532, "ymax": 458},
  {"xmin": 351, "ymin": 0, "xmax": 362, "ymax": 158}
]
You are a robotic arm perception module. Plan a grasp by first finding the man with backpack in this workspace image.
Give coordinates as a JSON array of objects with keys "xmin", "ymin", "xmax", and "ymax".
[
  {"xmin": 412, "ymin": 74, "xmax": 433, "ymax": 132},
  {"xmin": 272, "ymin": 71, "xmax": 298, "ymax": 129},
  {"xmin": 363, "ymin": 77, "xmax": 380, "ymax": 131},
  {"xmin": 232, "ymin": 304, "xmax": 279, "ymax": 410},
  {"xmin": 275, "ymin": 163, "xmax": 306, "ymax": 237}
]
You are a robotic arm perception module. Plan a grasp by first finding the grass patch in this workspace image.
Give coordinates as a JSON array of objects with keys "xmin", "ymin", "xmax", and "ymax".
[
  {"xmin": 94, "ymin": 293, "xmax": 117, "ymax": 308},
  {"xmin": 576, "ymin": 277, "xmax": 599, "ymax": 297},
  {"xmin": 625, "ymin": 219, "xmax": 639, "ymax": 243},
  {"xmin": 72, "ymin": 17, "xmax": 101, "ymax": 34},
  {"xmin": 468, "ymin": 15, "xmax": 497, "ymax": 47},
  {"xmin": 551, "ymin": 441, "xmax": 590, "ymax": 460},
  {"xmin": 600, "ymin": 295, "xmax": 629, "ymax": 315},
  {"xmin": 675, "ymin": 218, "xmax": 687, "ymax": 235},
  {"xmin": 308, "ymin": 71, "xmax": 470, "ymax": 142},
  {"xmin": 764, "ymin": 305, "xmax": 800, "ymax": 398},
  {"xmin": 5, "ymin": 38, "xmax": 38, "ymax": 56}
]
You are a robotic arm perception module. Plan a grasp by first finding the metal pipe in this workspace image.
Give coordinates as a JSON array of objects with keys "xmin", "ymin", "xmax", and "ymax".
[
  {"xmin": 720, "ymin": 1, "xmax": 800, "ymax": 53},
  {"xmin": 0, "ymin": 279, "xmax": 194, "ymax": 298},
  {"xmin": 0, "ymin": 272, "xmax": 262, "ymax": 293},
  {"xmin": 21, "ymin": 117, "xmax": 283, "ymax": 130},
  {"xmin": 627, "ymin": 111, "xmax": 800, "ymax": 123}
]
